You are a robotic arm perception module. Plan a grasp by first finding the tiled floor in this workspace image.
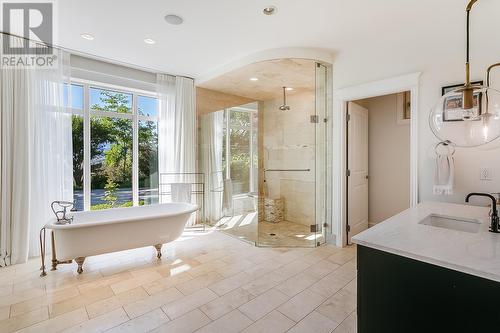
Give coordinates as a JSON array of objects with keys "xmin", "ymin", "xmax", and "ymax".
[
  {"xmin": 0, "ymin": 230, "xmax": 357, "ymax": 333},
  {"xmin": 217, "ymin": 213, "xmax": 325, "ymax": 247}
]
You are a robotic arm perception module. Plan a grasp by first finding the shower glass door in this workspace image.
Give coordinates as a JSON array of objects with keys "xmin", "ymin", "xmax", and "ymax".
[
  {"xmin": 314, "ymin": 62, "xmax": 329, "ymax": 247},
  {"xmin": 257, "ymin": 61, "xmax": 329, "ymax": 247},
  {"xmin": 198, "ymin": 103, "xmax": 259, "ymax": 245}
]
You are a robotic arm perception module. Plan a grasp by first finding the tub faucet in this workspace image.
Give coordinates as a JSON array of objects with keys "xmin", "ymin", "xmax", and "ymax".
[
  {"xmin": 51, "ymin": 201, "xmax": 75, "ymax": 225},
  {"xmin": 465, "ymin": 193, "xmax": 500, "ymax": 233}
]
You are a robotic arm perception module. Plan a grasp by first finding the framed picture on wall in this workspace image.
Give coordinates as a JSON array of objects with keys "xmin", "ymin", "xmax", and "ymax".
[
  {"xmin": 441, "ymin": 81, "xmax": 483, "ymax": 121},
  {"xmin": 403, "ymin": 91, "xmax": 411, "ymax": 120},
  {"xmin": 396, "ymin": 91, "xmax": 411, "ymax": 125}
]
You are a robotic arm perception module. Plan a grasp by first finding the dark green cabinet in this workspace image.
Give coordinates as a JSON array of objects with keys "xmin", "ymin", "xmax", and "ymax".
[{"xmin": 357, "ymin": 245, "xmax": 500, "ymax": 333}]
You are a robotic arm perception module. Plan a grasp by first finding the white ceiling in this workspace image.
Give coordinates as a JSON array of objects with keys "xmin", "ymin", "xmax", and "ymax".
[
  {"xmin": 56, "ymin": 0, "xmax": 500, "ymax": 79},
  {"xmin": 199, "ymin": 58, "xmax": 316, "ymax": 101}
]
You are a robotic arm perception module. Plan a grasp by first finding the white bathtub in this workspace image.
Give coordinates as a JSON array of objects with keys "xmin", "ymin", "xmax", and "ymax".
[{"xmin": 43, "ymin": 202, "xmax": 198, "ymax": 274}]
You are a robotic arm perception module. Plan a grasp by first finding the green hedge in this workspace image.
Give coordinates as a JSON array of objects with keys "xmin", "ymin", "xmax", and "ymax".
[{"xmin": 91, "ymin": 201, "xmax": 144, "ymax": 211}]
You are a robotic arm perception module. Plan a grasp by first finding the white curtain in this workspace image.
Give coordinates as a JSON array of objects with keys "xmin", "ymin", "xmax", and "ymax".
[
  {"xmin": 0, "ymin": 35, "xmax": 73, "ymax": 265},
  {"xmin": 157, "ymin": 74, "xmax": 176, "ymax": 180},
  {"xmin": 156, "ymin": 74, "xmax": 196, "ymax": 223},
  {"xmin": 201, "ymin": 111, "xmax": 224, "ymax": 222},
  {"xmin": 157, "ymin": 75, "xmax": 196, "ymax": 177}
]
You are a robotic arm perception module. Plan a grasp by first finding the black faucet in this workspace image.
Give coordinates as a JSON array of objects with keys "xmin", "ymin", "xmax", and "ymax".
[{"xmin": 465, "ymin": 193, "xmax": 500, "ymax": 233}]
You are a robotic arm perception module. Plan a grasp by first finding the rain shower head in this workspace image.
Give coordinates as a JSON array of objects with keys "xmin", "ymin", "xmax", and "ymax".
[{"xmin": 279, "ymin": 86, "xmax": 290, "ymax": 111}]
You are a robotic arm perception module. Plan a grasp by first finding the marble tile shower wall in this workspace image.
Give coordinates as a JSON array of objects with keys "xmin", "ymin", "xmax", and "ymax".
[{"xmin": 263, "ymin": 91, "xmax": 316, "ymax": 226}]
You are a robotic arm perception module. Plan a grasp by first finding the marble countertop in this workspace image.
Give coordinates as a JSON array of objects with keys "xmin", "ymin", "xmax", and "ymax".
[{"xmin": 352, "ymin": 201, "xmax": 500, "ymax": 282}]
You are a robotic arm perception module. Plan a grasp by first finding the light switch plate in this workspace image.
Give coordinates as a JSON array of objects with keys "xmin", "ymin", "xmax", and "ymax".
[{"xmin": 480, "ymin": 168, "xmax": 492, "ymax": 181}]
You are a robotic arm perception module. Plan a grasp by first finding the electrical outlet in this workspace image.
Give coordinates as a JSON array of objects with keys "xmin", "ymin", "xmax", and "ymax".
[{"xmin": 480, "ymin": 168, "xmax": 492, "ymax": 181}]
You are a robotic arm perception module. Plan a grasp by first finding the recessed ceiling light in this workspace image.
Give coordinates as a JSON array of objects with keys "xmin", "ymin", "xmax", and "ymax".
[
  {"xmin": 144, "ymin": 38, "xmax": 156, "ymax": 45},
  {"xmin": 249, "ymin": 77, "xmax": 259, "ymax": 81},
  {"xmin": 165, "ymin": 14, "xmax": 184, "ymax": 25},
  {"xmin": 286, "ymin": 87, "xmax": 293, "ymax": 91},
  {"xmin": 263, "ymin": 6, "xmax": 277, "ymax": 15},
  {"xmin": 80, "ymin": 33, "xmax": 94, "ymax": 40}
]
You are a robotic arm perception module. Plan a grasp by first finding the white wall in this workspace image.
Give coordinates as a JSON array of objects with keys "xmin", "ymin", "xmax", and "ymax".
[
  {"xmin": 356, "ymin": 94, "xmax": 410, "ymax": 224},
  {"xmin": 70, "ymin": 55, "xmax": 157, "ymax": 92},
  {"xmin": 332, "ymin": 2, "xmax": 500, "ymax": 207}
]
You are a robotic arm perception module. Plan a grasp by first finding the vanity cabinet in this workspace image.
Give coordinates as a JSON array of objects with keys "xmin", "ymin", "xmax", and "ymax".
[{"xmin": 357, "ymin": 245, "xmax": 500, "ymax": 333}]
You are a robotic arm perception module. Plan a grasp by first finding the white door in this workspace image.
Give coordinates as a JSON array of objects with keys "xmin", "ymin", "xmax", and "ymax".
[{"xmin": 347, "ymin": 102, "xmax": 369, "ymax": 242}]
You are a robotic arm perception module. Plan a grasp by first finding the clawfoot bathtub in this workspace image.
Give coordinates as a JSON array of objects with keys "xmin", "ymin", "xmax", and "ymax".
[{"xmin": 40, "ymin": 203, "xmax": 198, "ymax": 275}]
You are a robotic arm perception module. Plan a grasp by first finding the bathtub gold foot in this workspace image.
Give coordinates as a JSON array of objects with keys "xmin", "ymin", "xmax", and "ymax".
[
  {"xmin": 75, "ymin": 257, "xmax": 85, "ymax": 274},
  {"xmin": 51, "ymin": 231, "xmax": 58, "ymax": 271},
  {"xmin": 154, "ymin": 244, "xmax": 163, "ymax": 259},
  {"xmin": 40, "ymin": 228, "xmax": 47, "ymax": 277}
]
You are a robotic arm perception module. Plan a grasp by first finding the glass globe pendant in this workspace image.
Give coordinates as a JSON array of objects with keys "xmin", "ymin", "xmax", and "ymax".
[
  {"xmin": 429, "ymin": 0, "xmax": 500, "ymax": 147},
  {"xmin": 430, "ymin": 84, "xmax": 500, "ymax": 147}
]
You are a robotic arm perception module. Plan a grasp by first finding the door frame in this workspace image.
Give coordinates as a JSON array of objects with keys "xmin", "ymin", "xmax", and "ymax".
[{"xmin": 332, "ymin": 72, "xmax": 421, "ymax": 247}]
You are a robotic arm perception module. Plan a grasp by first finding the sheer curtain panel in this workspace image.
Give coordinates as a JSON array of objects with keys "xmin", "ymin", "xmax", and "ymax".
[
  {"xmin": 157, "ymin": 75, "xmax": 196, "ymax": 225},
  {"xmin": 201, "ymin": 111, "xmax": 224, "ymax": 222},
  {"xmin": 0, "ymin": 35, "xmax": 73, "ymax": 265},
  {"xmin": 157, "ymin": 75, "xmax": 196, "ymax": 176}
]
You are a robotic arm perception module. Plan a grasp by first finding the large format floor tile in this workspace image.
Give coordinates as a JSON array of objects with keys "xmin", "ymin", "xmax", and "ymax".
[
  {"xmin": 241, "ymin": 310, "xmax": 295, "ymax": 333},
  {"xmin": 278, "ymin": 288, "xmax": 326, "ymax": 322},
  {"xmin": 288, "ymin": 311, "xmax": 340, "ymax": 333},
  {"xmin": 62, "ymin": 308, "xmax": 129, "ymax": 333},
  {"xmin": 200, "ymin": 288, "xmax": 254, "ymax": 320},
  {"xmin": 195, "ymin": 310, "xmax": 253, "ymax": 333},
  {"xmin": 105, "ymin": 308, "xmax": 168, "ymax": 333},
  {"xmin": 238, "ymin": 289, "xmax": 289, "ymax": 321},
  {"xmin": 0, "ymin": 230, "xmax": 357, "ymax": 333},
  {"xmin": 149, "ymin": 309, "xmax": 211, "ymax": 333}
]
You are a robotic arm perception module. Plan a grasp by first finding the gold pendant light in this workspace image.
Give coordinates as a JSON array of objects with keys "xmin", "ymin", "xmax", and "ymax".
[{"xmin": 429, "ymin": 0, "xmax": 500, "ymax": 147}]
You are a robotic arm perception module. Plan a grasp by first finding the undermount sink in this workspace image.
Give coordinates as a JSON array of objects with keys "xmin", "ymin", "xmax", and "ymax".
[{"xmin": 419, "ymin": 214, "xmax": 482, "ymax": 233}]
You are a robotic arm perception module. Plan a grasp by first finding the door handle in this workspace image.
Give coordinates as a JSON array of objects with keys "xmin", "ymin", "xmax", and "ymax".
[{"xmin": 365, "ymin": 175, "xmax": 369, "ymax": 179}]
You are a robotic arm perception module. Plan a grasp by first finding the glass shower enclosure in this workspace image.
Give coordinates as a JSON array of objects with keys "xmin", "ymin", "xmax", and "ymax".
[
  {"xmin": 257, "ymin": 62, "xmax": 330, "ymax": 247},
  {"xmin": 198, "ymin": 61, "xmax": 331, "ymax": 247}
]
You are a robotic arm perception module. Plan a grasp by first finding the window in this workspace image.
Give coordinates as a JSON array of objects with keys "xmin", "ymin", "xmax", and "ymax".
[
  {"xmin": 137, "ymin": 96, "xmax": 159, "ymax": 205},
  {"xmin": 90, "ymin": 115, "xmax": 133, "ymax": 210},
  {"xmin": 72, "ymin": 115, "xmax": 84, "ymax": 210},
  {"xmin": 222, "ymin": 104, "xmax": 258, "ymax": 196},
  {"xmin": 66, "ymin": 82, "xmax": 159, "ymax": 211},
  {"xmin": 138, "ymin": 119, "xmax": 158, "ymax": 205},
  {"xmin": 67, "ymin": 84, "xmax": 84, "ymax": 210}
]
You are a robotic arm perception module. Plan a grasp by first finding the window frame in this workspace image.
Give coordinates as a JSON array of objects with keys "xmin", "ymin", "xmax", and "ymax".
[
  {"xmin": 223, "ymin": 106, "xmax": 257, "ymax": 196},
  {"xmin": 69, "ymin": 78, "xmax": 159, "ymax": 211}
]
